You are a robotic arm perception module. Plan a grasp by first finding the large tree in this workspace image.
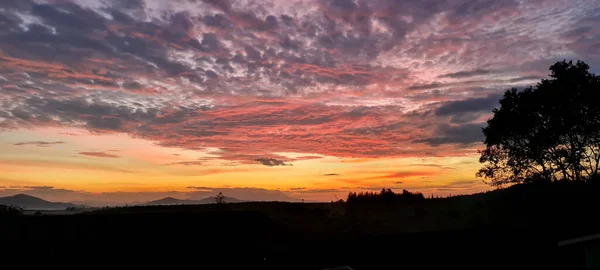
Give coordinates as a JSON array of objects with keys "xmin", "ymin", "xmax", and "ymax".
[{"xmin": 478, "ymin": 61, "xmax": 600, "ymax": 186}]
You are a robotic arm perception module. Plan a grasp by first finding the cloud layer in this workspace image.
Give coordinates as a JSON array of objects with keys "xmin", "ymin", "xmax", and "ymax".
[{"xmin": 0, "ymin": 0, "xmax": 598, "ymax": 166}]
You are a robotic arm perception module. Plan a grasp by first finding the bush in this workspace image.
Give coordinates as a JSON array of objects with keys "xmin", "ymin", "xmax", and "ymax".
[{"xmin": 0, "ymin": 205, "xmax": 23, "ymax": 217}]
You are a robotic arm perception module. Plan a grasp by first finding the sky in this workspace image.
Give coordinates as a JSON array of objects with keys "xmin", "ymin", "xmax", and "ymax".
[{"xmin": 0, "ymin": 0, "xmax": 599, "ymax": 205}]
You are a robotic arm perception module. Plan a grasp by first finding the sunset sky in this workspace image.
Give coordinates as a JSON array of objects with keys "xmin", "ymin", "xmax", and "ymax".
[{"xmin": 1, "ymin": 0, "xmax": 599, "ymax": 205}]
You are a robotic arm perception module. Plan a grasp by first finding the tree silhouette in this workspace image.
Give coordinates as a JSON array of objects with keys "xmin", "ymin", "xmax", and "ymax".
[
  {"xmin": 478, "ymin": 60, "xmax": 600, "ymax": 185},
  {"xmin": 215, "ymin": 192, "xmax": 225, "ymax": 204}
]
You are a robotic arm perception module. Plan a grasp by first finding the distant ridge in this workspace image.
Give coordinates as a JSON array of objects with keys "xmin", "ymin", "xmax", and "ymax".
[
  {"xmin": 0, "ymin": 194, "xmax": 76, "ymax": 210},
  {"xmin": 145, "ymin": 196, "xmax": 243, "ymax": 206}
]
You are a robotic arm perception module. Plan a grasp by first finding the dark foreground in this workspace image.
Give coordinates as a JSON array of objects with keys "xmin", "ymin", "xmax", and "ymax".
[
  {"xmin": 2, "ymin": 181, "xmax": 599, "ymax": 269},
  {"xmin": 1, "ymin": 210, "xmax": 597, "ymax": 269}
]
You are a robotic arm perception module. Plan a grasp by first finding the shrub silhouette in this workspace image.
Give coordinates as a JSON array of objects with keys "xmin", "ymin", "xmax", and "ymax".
[
  {"xmin": 478, "ymin": 60, "xmax": 600, "ymax": 185},
  {"xmin": 0, "ymin": 205, "xmax": 23, "ymax": 217}
]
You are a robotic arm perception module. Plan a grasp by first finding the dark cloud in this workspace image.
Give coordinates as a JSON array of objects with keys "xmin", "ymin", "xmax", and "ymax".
[
  {"xmin": 435, "ymin": 94, "xmax": 501, "ymax": 117},
  {"xmin": 289, "ymin": 188, "xmax": 343, "ymax": 194},
  {"xmin": 31, "ymin": 3, "xmax": 106, "ymax": 31},
  {"xmin": 254, "ymin": 158, "xmax": 291, "ymax": 167},
  {"xmin": 79, "ymin": 151, "xmax": 121, "ymax": 158},
  {"xmin": 23, "ymin": 185, "xmax": 55, "ymax": 190},
  {"xmin": 186, "ymin": 186, "xmax": 213, "ymax": 190},
  {"xmin": 330, "ymin": 0, "xmax": 358, "ymax": 10},
  {"xmin": 264, "ymin": 15, "xmax": 279, "ymax": 30},
  {"xmin": 408, "ymin": 82, "xmax": 446, "ymax": 91},
  {"xmin": 167, "ymin": 161, "xmax": 205, "ymax": 166},
  {"xmin": 323, "ymin": 173, "xmax": 340, "ymax": 176},
  {"xmin": 13, "ymin": 141, "xmax": 65, "ymax": 147},
  {"xmin": 439, "ymin": 69, "xmax": 492, "ymax": 78},
  {"xmin": 414, "ymin": 123, "xmax": 484, "ymax": 146},
  {"xmin": 280, "ymin": 15, "xmax": 294, "ymax": 25},
  {"xmin": 12, "ymin": 96, "xmax": 158, "ymax": 131},
  {"xmin": 446, "ymin": 180, "xmax": 479, "ymax": 188},
  {"xmin": 508, "ymin": 76, "xmax": 543, "ymax": 82},
  {"xmin": 452, "ymin": 0, "xmax": 518, "ymax": 18},
  {"xmin": 203, "ymin": 14, "xmax": 233, "ymax": 28}
]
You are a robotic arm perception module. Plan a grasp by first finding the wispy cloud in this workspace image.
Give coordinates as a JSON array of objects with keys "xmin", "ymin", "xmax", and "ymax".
[
  {"xmin": 367, "ymin": 171, "xmax": 436, "ymax": 180},
  {"xmin": 78, "ymin": 151, "xmax": 120, "ymax": 159},
  {"xmin": 13, "ymin": 141, "xmax": 65, "ymax": 147}
]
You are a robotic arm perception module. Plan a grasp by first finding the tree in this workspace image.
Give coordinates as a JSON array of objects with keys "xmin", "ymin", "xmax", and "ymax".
[
  {"xmin": 478, "ymin": 60, "xmax": 600, "ymax": 186},
  {"xmin": 215, "ymin": 192, "xmax": 225, "ymax": 204},
  {"xmin": 0, "ymin": 205, "xmax": 23, "ymax": 217}
]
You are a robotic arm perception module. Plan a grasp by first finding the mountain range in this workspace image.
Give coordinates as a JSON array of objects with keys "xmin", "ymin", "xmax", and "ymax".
[
  {"xmin": 0, "ymin": 194, "xmax": 76, "ymax": 210},
  {"xmin": 145, "ymin": 196, "xmax": 243, "ymax": 206},
  {"xmin": 0, "ymin": 194, "xmax": 245, "ymax": 210}
]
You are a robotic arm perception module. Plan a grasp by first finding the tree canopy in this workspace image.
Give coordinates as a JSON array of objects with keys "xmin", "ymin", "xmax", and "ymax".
[{"xmin": 478, "ymin": 60, "xmax": 600, "ymax": 186}]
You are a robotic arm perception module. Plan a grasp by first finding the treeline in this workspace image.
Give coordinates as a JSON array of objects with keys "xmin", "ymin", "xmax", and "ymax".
[{"xmin": 346, "ymin": 188, "xmax": 425, "ymax": 205}]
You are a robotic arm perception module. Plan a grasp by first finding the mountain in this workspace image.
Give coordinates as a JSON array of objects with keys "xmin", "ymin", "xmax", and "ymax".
[
  {"xmin": 0, "ymin": 194, "xmax": 76, "ymax": 210},
  {"xmin": 145, "ymin": 196, "xmax": 243, "ymax": 206}
]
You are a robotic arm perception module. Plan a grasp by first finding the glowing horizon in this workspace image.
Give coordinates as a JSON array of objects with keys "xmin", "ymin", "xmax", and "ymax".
[{"xmin": 1, "ymin": 0, "xmax": 599, "ymax": 204}]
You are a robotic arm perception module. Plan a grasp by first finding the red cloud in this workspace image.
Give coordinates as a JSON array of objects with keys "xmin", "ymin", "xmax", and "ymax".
[{"xmin": 367, "ymin": 171, "xmax": 437, "ymax": 180}]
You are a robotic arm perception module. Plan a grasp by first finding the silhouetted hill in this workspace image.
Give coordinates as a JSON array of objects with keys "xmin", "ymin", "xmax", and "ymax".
[
  {"xmin": 0, "ymin": 194, "xmax": 75, "ymax": 210},
  {"xmin": 145, "ymin": 196, "xmax": 243, "ymax": 205}
]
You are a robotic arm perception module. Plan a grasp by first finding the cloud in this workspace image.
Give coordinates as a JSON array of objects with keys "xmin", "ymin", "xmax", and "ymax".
[
  {"xmin": 434, "ymin": 94, "xmax": 501, "ymax": 120},
  {"xmin": 186, "ymin": 186, "xmax": 214, "ymax": 190},
  {"xmin": 508, "ymin": 76, "xmax": 543, "ymax": 82},
  {"xmin": 323, "ymin": 173, "xmax": 340, "ymax": 176},
  {"xmin": 290, "ymin": 188, "xmax": 340, "ymax": 194},
  {"xmin": 167, "ymin": 161, "xmax": 205, "ymax": 166},
  {"xmin": 414, "ymin": 123, "xmax": 484, "ymax": 146},
  {"xmin": 254, "ymin": 158, "xmax": 291, "ymax": 167},
  {"xmin": 203, "ymin": 14, "xmax": 232, "ymax": 29},
  {"xmin": 0, "ymin": 0, "xmax": 597, "ymax": 166},
  {"xmin": 408, "ymin": 82, "xmax": 447, "ymax": 91},
  {"xmin": 23, "ymin": 185, "xmax": 55, "ymax": 190},
  {"xmin": 78, "ymin": 151, "xmax": 121, "ymax": 158},
  {"xmin": 368, "ymin": 171, "xmax": 436, "ymax": 180},
  {"xmin": 439, "ymin": 69, "xmax": 493, "ymax": 78},
  {"xmin": 13, "ymin": 141, "xmax": 65, "ymax": 147}
]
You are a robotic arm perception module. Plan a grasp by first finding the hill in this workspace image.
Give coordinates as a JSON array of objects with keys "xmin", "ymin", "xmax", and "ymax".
[
  {"xmin": 0, "ymin": 194, "xmax": 75, "ymax": 210},
  {"xmin": 145, "ymin": 196, "xmax": 243, "ymax": 205}
]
